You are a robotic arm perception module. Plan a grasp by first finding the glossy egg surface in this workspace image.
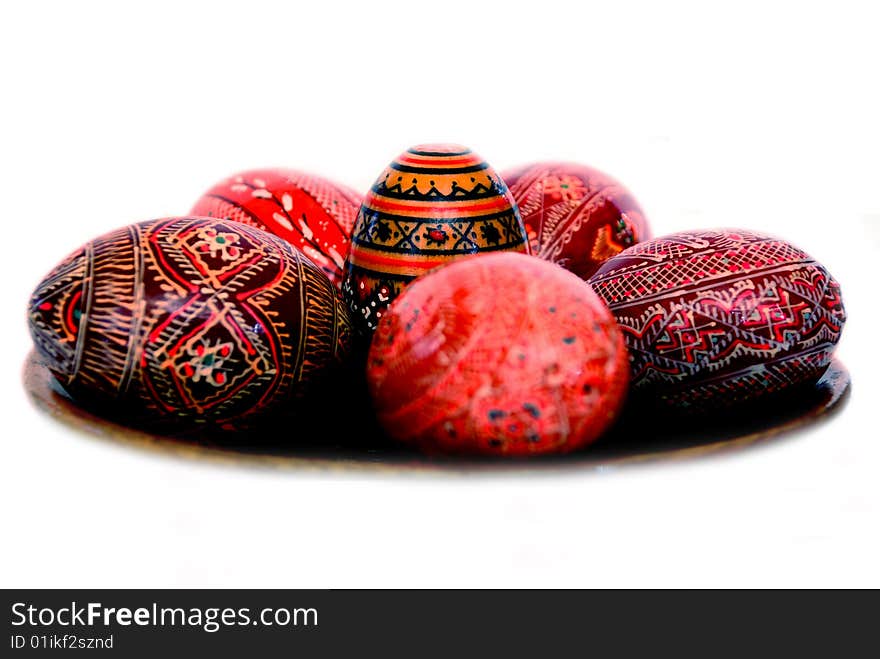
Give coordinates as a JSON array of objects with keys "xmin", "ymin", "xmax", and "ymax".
[
  {"xmin": 191, "ymin": 168, "xmax": 360, "ymax": 287},
  {"xmin": 589, "ymin": 229, "xmax": 846, "ymax": 409},
  {"xmin": 28, "ymin": 217, "xmax": 352, "ymax": 427},
  {"xmin": 367, "ymin": 252, "xmax": 629, "ymax": 455},
  {"xmin": 343, "ymin": 143, "xmax": 528, "ymax": 334},
  {"xmin": 503, "ymin": 161, "xmax": 650, "ymax": 280}
]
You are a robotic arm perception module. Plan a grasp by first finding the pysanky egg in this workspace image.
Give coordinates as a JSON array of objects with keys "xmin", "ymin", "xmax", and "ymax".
[
  {"xmin": 342, "ymin": 143, "xmax": 529, "ymax": 334},
  {"xmin": 502, "ymin": 162, "xmax": 651, "ymax": 280},
  {"xmin": 588, "ymin": 229, "xmax": 846, "ymax": 410},
  {"xmin": 28, "ymin": 217, "xmax": 352, "ymax": 427},
  {"xmin": 190, "ymin": 168, "xmax": 360, "ymax": 288},
  {"xmin": 367, "ymin": 253, "xmax": 629, "ymax": 456}
]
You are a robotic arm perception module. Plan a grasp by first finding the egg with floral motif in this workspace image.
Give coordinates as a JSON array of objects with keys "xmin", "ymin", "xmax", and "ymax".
[
  {"xmin": 28, "ymin": 217, "xmax": 352, "ymax": 428},
  {"xmin": 191, "ymin": 168, "xmax": 360, "ymax": 288}
]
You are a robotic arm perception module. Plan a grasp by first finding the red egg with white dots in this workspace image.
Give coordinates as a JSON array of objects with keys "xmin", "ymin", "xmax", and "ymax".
[
  {"xmin": 367, "ymin": 252, "xmax": 629, "ymax": 456},
  {"xmin": 191, "ymin": 168, "xmax": 360, "ymax": 288}
]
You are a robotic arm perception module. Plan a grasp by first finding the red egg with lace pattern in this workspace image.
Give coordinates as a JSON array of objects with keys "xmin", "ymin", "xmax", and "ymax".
[{"xmin": 588, "ymin": 229, "xmax": 846, "ymax": 410}]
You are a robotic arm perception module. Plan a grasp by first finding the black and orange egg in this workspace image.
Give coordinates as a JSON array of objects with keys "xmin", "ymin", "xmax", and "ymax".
[
  {"xmin": 342, "ymin": 143, "xmax": 529, "ymax": 334},
  {"xmin": 27, "ymin": 217, "xmax": 353, "ymax": 428}
]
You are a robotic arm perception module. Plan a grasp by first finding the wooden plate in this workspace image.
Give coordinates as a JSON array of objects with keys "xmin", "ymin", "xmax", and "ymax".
[{"xmin": 22, "ymin": 351, "xmax": 851, "ymax": 473}]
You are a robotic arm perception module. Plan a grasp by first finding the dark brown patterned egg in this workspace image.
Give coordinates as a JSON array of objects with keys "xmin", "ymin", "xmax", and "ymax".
[
  {"xmin": 589, "ymin": 229, "xmax": 846, "ymax": 410},
  {"xmin": 28, "ymin": 217, "xmax": 352, "ymax": 427}
]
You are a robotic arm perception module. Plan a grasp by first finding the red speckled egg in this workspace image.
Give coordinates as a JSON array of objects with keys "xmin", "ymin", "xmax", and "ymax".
[
  {"xmin": 367, "ymin": 252, "xmax": 629, "ymax": 456},
  {"xmin": 588, "ymin": 229, "xmax": 846, "ymax": 410},
  {"xmin": 503, "ymin": 162, "xmax": 650, "ymax": 280},
  {"xmin": 28, "ymin": 217, "xmax": 352, "ymax": 428},
  {"xmin": 191, "ymin": 168, "xmax": 360, "ymax": 288}
]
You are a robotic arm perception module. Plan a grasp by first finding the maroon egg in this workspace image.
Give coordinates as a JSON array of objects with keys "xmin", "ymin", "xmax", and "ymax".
[
  {"xmin": 588, "ymin": 229, "xmax": 846, "ymax": 410},
  {"xmin": 503, "ymin": 162, "xmax": 650, "ymax": 280},
  {"xmin": 28, "ymin": 217, "xmax": 352, "ymax": 428}
]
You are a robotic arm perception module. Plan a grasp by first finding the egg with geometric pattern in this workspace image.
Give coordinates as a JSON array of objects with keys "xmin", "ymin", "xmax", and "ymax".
[
  {"xmin": 342, "ymin": 143, "xmax": 530, "ymax": 335},
  {"xmin": 588, "ymin": 229, "xmax": 846, "ymax": 410},
  {"xmin": 27, "ymin": 217, "xmax": 353, "ymax": 429},
  {"xmin": 503, "ymin": 161, "xmax": 651, "ymax": 281}
]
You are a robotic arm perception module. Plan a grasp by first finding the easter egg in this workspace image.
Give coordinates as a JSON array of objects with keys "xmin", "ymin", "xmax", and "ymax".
[
  {"xmin": 502, "ymin": 162, "xmax": 650, "ymax": 280},
  {"xmin": 191, "ymin": 169, "xmax": 360, "ymax": 288},
  {"xmin": 367, "ymin": 253, "xmax": 629, "ymax": 456},
  {"xmin": 28, "ymin": 217, "xmax": 352, "ymax": 427},
  {"xmin": 588, "ymin": 229, "xmax": 846, "ymax": 410},
  {"xmin": 342, "ymin": 144, "xmax": 529, "ymax": 334}
]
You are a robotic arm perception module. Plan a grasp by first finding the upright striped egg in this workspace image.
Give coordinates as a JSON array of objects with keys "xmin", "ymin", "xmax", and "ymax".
[
  {"xmin": 342, "ymin": 144, "xmax": 529, "ymax": 334},
  {"xmin": 28, "ymin": 217, "xmax": 353, "ymax": 428},
  {"xmin": 191, "ymin": 169, "xmax": 360, "ymax": 288}
]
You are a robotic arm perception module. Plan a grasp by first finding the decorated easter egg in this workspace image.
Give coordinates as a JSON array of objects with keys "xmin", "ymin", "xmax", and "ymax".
[
  {"xmin": 367, "ymin": 253, "xmax": 629, "ymax": 456},
  {"xmin": 28, "ymin": 217, "xmax": 352, "ymax": 427},
  {"xmin": 342, "ymin": 144, "xmax": 529, "ymax": 334},
  {"xmin": 502, "ymin": 162, "xmax": 650, "ymax": 280},
  {"xmin": 588, "ymin": 229, "xmax": 846, "ymax": 410},
  {"xmin": 191, "ymin": 169, "xmax": 360, "ymax": 288}
]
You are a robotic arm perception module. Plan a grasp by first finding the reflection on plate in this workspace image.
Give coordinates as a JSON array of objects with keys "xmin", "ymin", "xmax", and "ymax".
[{"xmin": 23, "ymin": 351, "xmax": 850, "ymax": 474}]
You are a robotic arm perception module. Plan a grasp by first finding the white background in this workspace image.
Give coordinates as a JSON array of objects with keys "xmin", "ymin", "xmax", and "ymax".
[{"xmin": 1, "ymin": 1, "xmax": 878, "ymax": 587}]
